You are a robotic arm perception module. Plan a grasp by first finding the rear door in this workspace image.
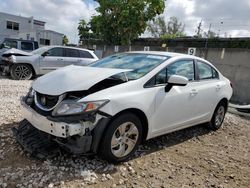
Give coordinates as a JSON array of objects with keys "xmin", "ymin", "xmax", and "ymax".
[
  {"xmin": 39, "ymin": 47, "xmax": 65, "ymax": 74},
  {"xmin": 192, "ymin": 60, "xmax": 222, "ymax": 121},
  {"xmin": 63, "ymin": 48, "xmax": 80, "ymax": 66},
  {"xmin": 78, "ymin": 50, "xmax": 97, "ymax": 66}
]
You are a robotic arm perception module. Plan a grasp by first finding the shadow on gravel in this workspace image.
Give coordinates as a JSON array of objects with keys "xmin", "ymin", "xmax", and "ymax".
[{"xmin": 132, "ymin": 123, "xmax": 211, "ymax": 159}]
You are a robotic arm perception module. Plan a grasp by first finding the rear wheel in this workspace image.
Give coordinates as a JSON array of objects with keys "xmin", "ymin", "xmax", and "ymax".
[
  {"xmin": 99, "ymin": 113, "xmax": 142, "ymax": 163},
  {"xmin": 10, "ymin": 64, "xmax": 33, "ymax": 80},
  {"xmin": 209, "ymin": 101, "xmax": 227, "ymax": 130}
]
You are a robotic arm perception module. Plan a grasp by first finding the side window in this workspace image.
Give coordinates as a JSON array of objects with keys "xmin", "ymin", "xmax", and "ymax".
[
  {"xmin": 47, "ymin": 48, "xmax": 64, "ymax": 57},
  {"xmin": 4, "ymin": 40, "xmax": 17, "ymax": 48},
  {"xmin": 197, "ymin": 61, "xmax": 219, "ymax": 80},
  {"xmin": 34, "ymin": 42, "xmax": 39, "ymax": 50},
  {"xmin": 146, "ymin": 60, "xmax": 194, "ymax": 87},
  {"xmin": 167, "ymin": 60, "xmax": 195, "ymax": 81},
  {"xmin": 79, "ymin": 50, "xmax": 94, "ymax": 58},
  {"xmin": 65, "ymin": 49, "xmax": 80, "ymax": 58},
  {"xmin": 21, "ymin": 42, "xmax": 33, "ymax": 51},
  {"xmin": 155, "ymin": 69, "xmax": 167, "ymax": 85}
]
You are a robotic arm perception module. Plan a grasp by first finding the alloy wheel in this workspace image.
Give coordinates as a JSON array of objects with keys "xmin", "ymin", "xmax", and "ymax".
[
  {"xmin": 14, "ymin": 65, "xmax": 31, "ymax": 79},
  {"xmin": 215, "ymin": 106, "xmax": 225, "ymax": 127},
  {"xmin": 111, "ymin": 122, "xmax": 139, "ymax": 158}
]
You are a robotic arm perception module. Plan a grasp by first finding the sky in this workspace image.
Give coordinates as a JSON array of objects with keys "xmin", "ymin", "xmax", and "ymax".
[{"xmin": 0, "ymin": 0, "xmax": 250, "ymax": 44}]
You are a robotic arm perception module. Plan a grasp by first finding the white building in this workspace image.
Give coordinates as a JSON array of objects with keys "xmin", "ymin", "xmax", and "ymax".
[{"xmin": 0, "ymin": 12, "xmax": 64, "ymax": 46}]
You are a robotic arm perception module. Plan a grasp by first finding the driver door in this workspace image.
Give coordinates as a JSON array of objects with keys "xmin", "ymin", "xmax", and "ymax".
[
  {"xmin": 39, "ymin": 47, "xmax": 65, "ymax": 74},
  {"xmin": 150, "ymin": 59, "xmax": 200, "ymax": 136}
]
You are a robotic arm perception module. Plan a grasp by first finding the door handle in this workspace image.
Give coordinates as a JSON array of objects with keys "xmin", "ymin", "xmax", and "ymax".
[
  {"xmin": 190, "ymin": 89, "xmax": 198, "ymax": 96},
  {"xmin": 57, "ymin": 58, "xmax": 63, "ymax": 61},
  {"xmin": 77, "ymin": 59, "xmax": 82, "ymax": 62},
  {"xmin": 216, "ymin": 85, "xmax": 221, "ymax": 91}
]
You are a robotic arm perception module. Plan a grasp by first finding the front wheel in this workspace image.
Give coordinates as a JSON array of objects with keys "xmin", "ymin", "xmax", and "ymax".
[
  {"xmin": 99, "ymin": 113, "xmax": 142, "ymax": 163},
  {"xmin": 209, "ymin": 101, "xmax": 227, "ymax": 130},
  {"xmin": 10, "ymin": 64, "xmax": 33, "ymax": 80}
]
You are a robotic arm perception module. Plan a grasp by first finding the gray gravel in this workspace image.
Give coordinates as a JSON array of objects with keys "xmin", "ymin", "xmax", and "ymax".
[{"xmin": 0, "ymin": 77, "xmax": 250, "ymax": 188}]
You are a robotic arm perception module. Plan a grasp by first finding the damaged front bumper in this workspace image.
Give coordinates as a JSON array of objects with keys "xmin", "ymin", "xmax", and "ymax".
[
  {"xmin": 13, "ymin": 98, "xmax": 111, "ymax": 158},
  {"xmin": 20, "ymin": 99, "xmax": 84, "ymax": 138}
]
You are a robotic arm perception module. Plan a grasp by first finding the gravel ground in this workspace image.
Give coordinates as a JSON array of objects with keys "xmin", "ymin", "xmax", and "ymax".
[{"xmin": 0, "ymin": 77, "xmax": 250, "ymax": 188}]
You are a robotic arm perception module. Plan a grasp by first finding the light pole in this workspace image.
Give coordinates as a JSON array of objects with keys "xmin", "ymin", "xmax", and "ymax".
[{"xmin": 204, "ymin": 23, "xmax": 212, "ymax": 59}]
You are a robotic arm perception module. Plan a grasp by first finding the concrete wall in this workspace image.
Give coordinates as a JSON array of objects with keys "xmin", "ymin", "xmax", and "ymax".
[{"xmin": 83, "ymin": 44, "xmax": 250, "ymax": 104}]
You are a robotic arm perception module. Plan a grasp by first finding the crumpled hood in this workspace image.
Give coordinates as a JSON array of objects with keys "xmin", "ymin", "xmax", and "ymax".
[
  {"xmin": 32, "ymin": 65, "xmax": 131, "ymax": 95},
  {"xmin": 2, "ymin": 48, "xmax": 32, "ymax": 57}
]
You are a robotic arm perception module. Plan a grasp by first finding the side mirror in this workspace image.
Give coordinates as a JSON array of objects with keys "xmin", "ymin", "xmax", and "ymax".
[
  {"xmin": 41, "ymin": 51, "xmax": 49, "ymax": 57},
  {"xmin": 165, "ymin": 75, "xmax": 188, "ymax": 92}
]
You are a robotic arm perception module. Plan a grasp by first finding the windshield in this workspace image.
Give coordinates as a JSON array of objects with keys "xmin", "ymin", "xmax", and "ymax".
[
  {"xmin": 91, "ymin": 53, "xmax": 169, "ymax": 80},
  {"xmin": 32, "ymin": 46, "xmax": 49, "ymax": 55}
]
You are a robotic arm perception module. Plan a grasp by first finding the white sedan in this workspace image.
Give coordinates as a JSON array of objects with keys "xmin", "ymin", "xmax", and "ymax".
[{"xmin": 15, "ymin": 51, "xmax": 233, "ymax": 162}]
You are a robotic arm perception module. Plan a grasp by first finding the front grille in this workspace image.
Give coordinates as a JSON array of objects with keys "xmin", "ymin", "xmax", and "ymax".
[{"xmin": 35, "ymin": 92, "xmax": 60, "ymax": 111}]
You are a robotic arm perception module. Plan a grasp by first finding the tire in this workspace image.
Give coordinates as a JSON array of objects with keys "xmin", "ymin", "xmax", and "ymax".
[
  {"xmin": 99, "ymin": 112, "xmax": 142, "ymax": 163},
  {"xmin": 10, "ymin": 64, "xmax": 33, "ymax": 80},
  {"xmin": 208, "ymin": 101, "xmax": 227, "ymax": 130}
]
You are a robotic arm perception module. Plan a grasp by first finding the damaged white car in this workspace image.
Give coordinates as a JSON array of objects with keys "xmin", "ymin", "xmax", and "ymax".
[
  {"xmin": 1, "ymin": 46, "xmax": 98, "ymax": 80},
  {"xmin": 13, "ymin": 52, "xmax": 233, "ymax": 162}
]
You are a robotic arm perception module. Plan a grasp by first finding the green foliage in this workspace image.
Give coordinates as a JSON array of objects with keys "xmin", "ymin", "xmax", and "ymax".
[
  {"xmin": 62, "ymin": 35, "xmax": 69, "ymax": 45},
  {"xmin": 90, "ymin": 0, "xmax": 165, "ymax": 45},
  {"xmin": 148, "ymin": 16, "xmax": 186, "ymax": 39},
  {"xmin": 78, "ymin": 19, "xmax": 96, "ymax": 40},
  {"xmin": 160, "ymin": 32, "xmax": 186, "ymax": 39}
]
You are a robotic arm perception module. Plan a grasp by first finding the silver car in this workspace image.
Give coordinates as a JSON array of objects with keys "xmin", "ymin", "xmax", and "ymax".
[{"xmin": 1, "ymin": 46, "xmax": 98, "ymax": 80}]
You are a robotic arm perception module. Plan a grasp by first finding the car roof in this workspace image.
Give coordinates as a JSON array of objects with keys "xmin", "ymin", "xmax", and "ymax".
[
  {"xmin": 3, "ymin": 38, "xmax": 38, "ymax": 43},
  {"xmin": 127, "ymin": 51, "xmax": 205, "ymax": 61},
  {"xmin": 47, "ymin": 45, "xmax": 93, "ymax": 53}
]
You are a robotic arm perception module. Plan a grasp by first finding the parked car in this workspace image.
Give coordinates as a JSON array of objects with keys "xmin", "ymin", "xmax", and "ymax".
[
  {"xmin": 1, "ymin": 46, "xmax": 99, "ymax": 79},
  {"xmin": 0, "ymin": 38, "xmax": 38, "ymax": 59},
  {"xmin": 0, "ymin": 38, "xmax": 39, "ymax": 73},
  {"xmin": 13, "ymin": 52, "xmax": 233, "ymax": 162},
  {"xmin": 0, "ymin": 38, "xmax": 39, "ymax": 52}
]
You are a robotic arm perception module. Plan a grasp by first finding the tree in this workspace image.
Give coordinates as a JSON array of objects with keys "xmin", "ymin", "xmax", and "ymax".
[
  {"xmin": 62, "ymin": 35, "xmax": 69, "ymax": 45},
  {"xmin": 147, "ymin": 16, "xmax": 167, "ymax": 37},
  {"xmin": 78, "ymin": 19, "xmax": 91, "ymax": 40},
  {"xmin": 90, "ymin": 0, "xmax": 165, "ymax": 45},
  {"xmin": 148, "ymin": 16, "xmax": 186, "ymax": 39}
]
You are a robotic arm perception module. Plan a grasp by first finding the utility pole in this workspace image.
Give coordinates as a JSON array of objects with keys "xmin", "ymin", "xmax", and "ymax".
[
  {"xmin": 205, "ymin": 23, "xmax": 212, "ymax": 59},
  {"xmin": 196, "ymin": 20, "xmax": 202, "ymax": 37},
  {"xmin": 207, "ymin": 23, "xmax": 212, "ymax": 36}
]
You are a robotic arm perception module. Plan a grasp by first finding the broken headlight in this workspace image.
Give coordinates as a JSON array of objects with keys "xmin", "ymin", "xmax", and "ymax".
[
  {"xmin": 25, "ymin": 87, "xmax": 35, "ymax": 105},
  {"xmin": 52, "ymin": 100, "xmax": 109, "ymax": 116},
  {"xmin": 27, "ymin": 87, "xmax": 35, "ymax": 97}
]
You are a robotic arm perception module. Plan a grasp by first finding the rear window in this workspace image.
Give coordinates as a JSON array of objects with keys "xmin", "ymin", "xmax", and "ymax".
[
  {"xmin": 197, "ymin": 61, "xmax": 219, "ymax": 80},
  {"xmin": 79, "ymin": 50, "xmax": 94, "ymax": 58},
  {"xmin": 65, "ymin": 49, "xmax": 80, "ymax": 58}
]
